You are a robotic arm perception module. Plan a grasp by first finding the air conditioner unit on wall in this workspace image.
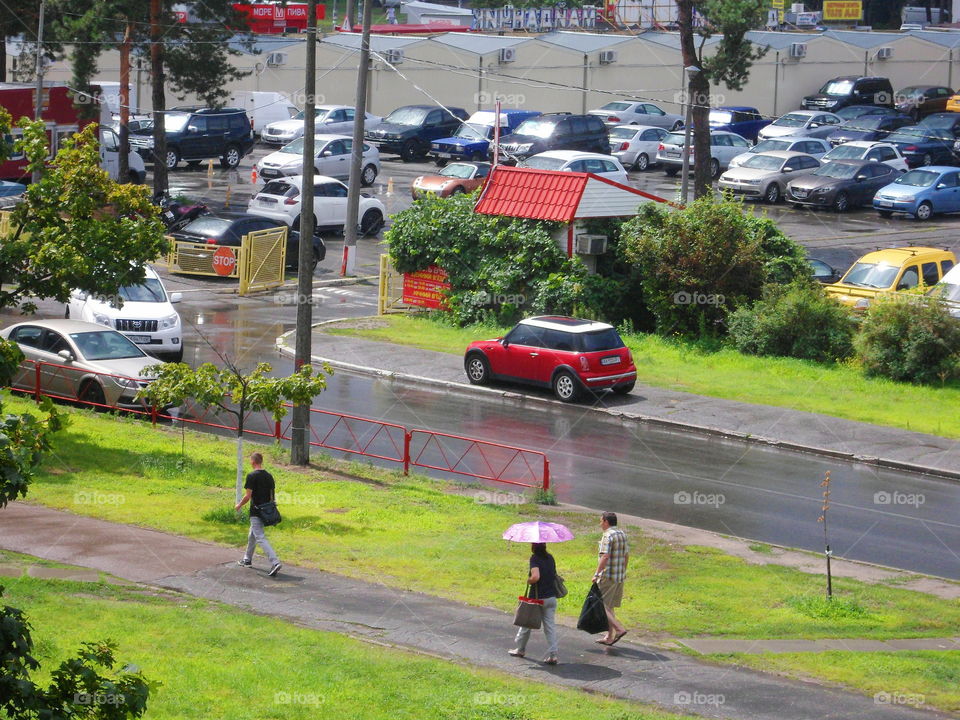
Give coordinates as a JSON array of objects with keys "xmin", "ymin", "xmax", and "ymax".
[
  {"xmin": 789, "ymin": 42, "xmax": 807, "ymax": 59},
  {"xmin": 385, "ymin": 49, "xmax": 404, "ymax": 64},
  {"xmin": 576, "ymin": 234, "xmax": 608, "ymax": 255},
  {"xmin": 598, "ymin": 50, "xmax": 618, "ymax": 65},
  {"xmin": 266, "ymin": 52, "xmax": 288, "ymax": 67},
  {"xmin": 499, "ymin": 47, "xmax": 516, "ymax": 64},
  {"xmin": 876, "ymin": 47, "xmax": 893, "ymax": 60}
]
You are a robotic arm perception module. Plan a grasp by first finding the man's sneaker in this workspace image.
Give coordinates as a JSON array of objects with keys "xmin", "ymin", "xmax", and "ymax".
[
  {"xmin": 237, "ymin": 559, "xmax": 252, "ymax": 568},
  {"xmin": 268, "ymin": 562, "xmax": 282, "ymax": 577}
]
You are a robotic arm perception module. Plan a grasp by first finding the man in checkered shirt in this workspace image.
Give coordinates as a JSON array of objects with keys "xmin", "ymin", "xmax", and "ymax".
[{"xmin": 593, "ymin": 511, "xmax": 629, "ymax": 645}]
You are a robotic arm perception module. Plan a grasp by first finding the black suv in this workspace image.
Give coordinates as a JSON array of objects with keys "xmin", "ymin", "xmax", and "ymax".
[
  {"xmin": 128, "ymin": 107, "xmax": 254, "ymax": 170},
  {"xmin": 364, "ymin": 105, "xmax": 468, "ymax": 162},
  {"xmin": 491, "ymin": 113, "xmax": 609, "ymax": 163},
  {"xmin": 802, "ymin": 76, "xmax": 894, "ymax": 112}
]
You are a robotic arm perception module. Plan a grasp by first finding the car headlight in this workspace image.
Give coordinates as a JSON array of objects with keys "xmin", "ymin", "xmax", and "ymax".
[
  {"xmin": 431, "ymin": 143, "xmax": 440, "ymax": 150},
  {"xmin": 113, "ymin": 376, "xmax": 140, "ymax": 389},
  {"xmin": 854, "ymin": 298, "xmax": 870, "ymax": 310},
  {"xmin": 161, "ymin": 313, "xmax": 179, "ymax": 329},
  {"xmin": 93, "ymin": 312, "xmax": 112, "ymax": 327},
  {"xmin": 815, "ymin": 187, "xmax": 829, "ymax": 195},
  {"xmin": 518, "ymin": 143, "xmax": 533, "ymax": 152}
]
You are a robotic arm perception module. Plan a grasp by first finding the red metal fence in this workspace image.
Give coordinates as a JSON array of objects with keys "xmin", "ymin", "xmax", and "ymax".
[{"xmin": 9, "ymin": 359, "xmax": 550, "ymax": 490}]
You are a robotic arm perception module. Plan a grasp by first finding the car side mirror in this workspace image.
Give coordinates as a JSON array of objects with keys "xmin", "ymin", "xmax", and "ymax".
[
  {"xmin": 856, "ymin": 174, "xmax": 867, "ymax": 181},
  {"xmin": 782, "ymin": 167, "xmax": 793, "ymax": 173},
  {"xmin": 321, "ymin": 150, "xmax": 333, "ymax": 157},
  {"xmin": 170, "ymin": 292, "xmax": 183, "ymax": 303},
  {"xmin": 57, "ymin": 349, "xmax": 74, "ymax": 363},
  {"xmin": 187, "ymin": 126, "xmax": 199, "ymax": 134},
  {"xmin": 501, "ymin": 339, "xmax": 510, "ymax": 348}
]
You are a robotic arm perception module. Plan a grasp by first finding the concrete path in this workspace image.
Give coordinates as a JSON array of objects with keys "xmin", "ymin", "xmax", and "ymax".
[
  {"xmin": 285, "ymin": 324, "xmax": 960, "ymax": 481},
  {"xmin": 0, "ymin": 503, "xmax": 951, "ymax": 720}
]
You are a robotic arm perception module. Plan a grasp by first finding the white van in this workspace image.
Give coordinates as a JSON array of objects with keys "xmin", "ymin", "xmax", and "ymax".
[
  {"xmin": 929, "ymin": 263, "xmax": 960, "ymax": 318},
  {"xmin": 230, "ymin": 91, "xmax": 299, "ymax": 137},
  {"xmin": 99, "ymin": 125, "xmax": 147, "ymax": 184}
]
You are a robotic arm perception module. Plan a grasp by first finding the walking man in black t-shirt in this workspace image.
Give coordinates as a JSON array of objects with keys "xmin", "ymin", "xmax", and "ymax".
[{"xmin": 235, "ymin": 452, "xmax": 282, "ymax": 576}]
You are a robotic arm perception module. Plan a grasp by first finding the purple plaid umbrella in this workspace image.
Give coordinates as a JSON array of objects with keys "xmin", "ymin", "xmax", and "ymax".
[{"xmin": 502, "ymin": 521, "xmax": 574, "ymax": 543}]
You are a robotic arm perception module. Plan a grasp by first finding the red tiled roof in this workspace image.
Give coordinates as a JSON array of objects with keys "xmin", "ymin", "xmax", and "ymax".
[{"xmin": 474, "ymin": 165, "xmax": 669, "ymax": 222}]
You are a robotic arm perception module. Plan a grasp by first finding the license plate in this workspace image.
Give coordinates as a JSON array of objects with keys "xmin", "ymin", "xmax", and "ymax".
[
  {"xmin": 600, "ymin": 356, "xmax": 621, "ymax": 366},
  {"xmin": 665, "ymin": 150, "xmax": 679, "ymax": 157},
  {"xmin": 258, "ymin": 197, "xmax": 278, "ymax": 204},
  {"xmin": 878, "ymin": 201, "xmax": 893, "ymax": 208},
  {"xmin": 434, "ymin": 152, "xmax": 451, "ymax": 158},
  {"xmin": 260, "ymin": 169, "xmax": 279, "ymax": 177},
  {"xmin": 793, "ymin": 190, "xmax": 808, "ymax": 198},
  {"xmin": 127, "ymin": 335, "xmax": 151, "ymax": 344}
]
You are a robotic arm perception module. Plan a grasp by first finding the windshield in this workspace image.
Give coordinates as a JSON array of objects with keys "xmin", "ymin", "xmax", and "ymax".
[
  {"xmin": 523, "ymin": 156, "xmax": 567, "ymax": 170},
  {"xmin": 899, "ymin": 86, "xmax": 925, "ymax": 99},
  {"xmin": 709, "ymin": 111, "xmax": 733, "ymax": 124},
  {"xmin": 819, "ymin": 79, "xmax": 855, "ymax": 96},
  {"xmin": 773, "ymin": 113, "xmax": 810, "ymax": 128},
  {"xmin": 578, "ymin": 329, "xmax": 625, "ymax": 352},
  {"xmin": 895, "ymin": 170, "xmax": 939, "ymax": 187},
  {"xmin": 814, "ymin": 163, "xmax": 859, "ymax": 179},
  {"xmin": 836, "ymin": 106, "xmax": 874, "ymax": 120},
  {"xmin": 513, "ymin": 119, "xmax": 558, "ymax": 139},
  {"xmin": 841, "ymin": 262, "xmax": 900, "ymax": 289},
  {"xmin": 454, "ymin": 122, "xmax": 491, "ymax": 140},
  {"xmin": 115, "ymin": 278, "xmax": 166, "ymax": 304},
  {"xmin": 928, "ymin": 281, "xmax": 960, "ymax": 303},
  {"xmin": 292, "ymin": 108, "xmax": 329, "ymax": 121},
  {"xmin": 384, "ymin": 107, "xmax": 428, "ymax": 126},
  {"xmin": 741, "ymin": 154, "xmax": 785, "ymax": 170},
  {"xmin": 917, "ymin": 115, "xmax": 955, "ymax": 129},
  {"xmin": 164, "ymin": 114, "xmax": 190, "ymax": 132},
  {"xmin": 609, "ymin": 126, "xmax": 639, "ymax": 140},
  {"xmin": 279, "ymin": 137, "xmax": 308, "ymax": 154},
  {"xmin": 71, "ymin": 330, "xmax": 145, "ymax": 361},
  {"xmin": 752, "ymin": 139, "xmax": 792, "ymax": 153},
  {"xmin": 439, "ymin": 163, "xmax": 476, "ymax": 178},
  {"xmin": 842, "ymin": 116, "xmax": 884, "ymax": 130},
  {"xmin": 600, "ymin": 102, "xmax": 631, "ymax": 111},
  {"xmin": 823, "ymin": 145, "xmax": 866, "ymax": 161}
]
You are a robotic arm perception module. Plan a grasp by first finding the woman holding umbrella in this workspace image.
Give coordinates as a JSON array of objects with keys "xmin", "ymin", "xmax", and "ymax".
[{"xmin": 504, "ymin": 521, "xmax": 572, "ymax": 666}]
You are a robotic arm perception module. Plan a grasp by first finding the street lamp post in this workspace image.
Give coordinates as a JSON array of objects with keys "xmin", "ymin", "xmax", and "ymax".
[{"xmin": 679, "ymin": 65, "xmax": 700, "ymax": 206}]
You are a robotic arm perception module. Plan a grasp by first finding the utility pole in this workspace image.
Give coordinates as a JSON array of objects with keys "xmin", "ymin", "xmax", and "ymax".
[
  {"xmin": 31, "ymin": 0, "xmax": 45, "ymax": 185},
  {"xmin": 342, "ymin": 0, "xmax": 372, "ymax": 277},
  {"xmin": 150, "ymin": 0, "xmax": 168, "ymax": 198},
  {"xmin": 291, "ymin": 0, "xmax": 318, "ymax": 466},
  {"xmin": 118, "ymin": 21, "xmax": 133, "ymax": 184}
]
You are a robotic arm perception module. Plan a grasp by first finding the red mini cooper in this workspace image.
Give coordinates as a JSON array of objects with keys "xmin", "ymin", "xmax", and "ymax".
[{"xmin": 463, "ymin": 316, "xmax": 636, "ymax": 402}]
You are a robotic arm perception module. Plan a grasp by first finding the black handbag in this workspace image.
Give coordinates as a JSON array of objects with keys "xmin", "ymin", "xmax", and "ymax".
[
  {"xmin": 576, "ymin": 582, "xmax": 609, "ymax": 634},
  {"xmin": 555, "ymin": 574, "xmax": 568, "ymax": 599},
  {"xmin": 255, "ymin": 488, "xmax": 282, "ymax": 527},
  {"xmin": 513, "ymin": 584, "xmax": 543, "ymax": 630}
]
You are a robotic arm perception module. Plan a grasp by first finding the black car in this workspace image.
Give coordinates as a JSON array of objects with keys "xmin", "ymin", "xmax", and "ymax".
[
  {"xmin": 492, "ymin": 113, "xmax": 609, "ymax": 163},
  {"xmin": 364, "ymin": 105, "xmax": 468, "ymax": 162},
  {"xmin": 834, "ymin": 105, "xmax": 902, "ymax": 121},
  {"xmin": 802, "ymin": 76, "xmax": 894, "ymax": 112},
  {"xmin": 785, "ymin": 159, "xmax": 899, "ymax": 212},
  {"xmin": 128, "ymin": 107, "xmax": 255, "ymax": 170},
  {"xmin": 916, "ymin": 112, "xmax": 960, "ymax": 138},
  {"xmin": 170, "ymin": 214, "xmax": 326, "ymax": 273},
  {"xmin": 884, "ymin": 126, "xmax": 956, "ymax": 167},
  {"xmin": 825, "ymin": 114, "xmax": 914, "ymax": 145}
]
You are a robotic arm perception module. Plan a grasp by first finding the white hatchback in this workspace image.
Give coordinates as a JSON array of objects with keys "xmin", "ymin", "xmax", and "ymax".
[
  {"xmin": 255, "ymin": 134, "xmax": 381, "ymax": 186},
  {"xmin": 261, "ymin": 105, "xmax": 382, "ymax": 146},
  {"xmin": 728, "ymin": 136, "xmax": 831, "ymax": 168},
  {"xmin": 521, "ymin": 151, "xmax": 629, "ymax": 183},
  {"xmin": 608, "ymin": 125, "xmax": 669, "ymax": 171},
  {"xmin": 758, "ymin": 111, "xmax": 843, "ymax": 140},
  {"xmin": 819, "ymin": 141, "xmax": 909, "ymax": 172},
  {"xmin": 247, "ymin": 175, "xmax": 387, "ymax": 237},
  {"xmin": 66, "ymin": 265, "xmax": 183, "ymax": 361}
]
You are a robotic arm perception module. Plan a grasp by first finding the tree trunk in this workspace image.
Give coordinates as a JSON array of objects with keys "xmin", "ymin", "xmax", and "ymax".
[
  {"xmin": 150, "ymin": 0, "xmax": 168, "ymax": 198},
  {"xmin": 675, "ymin": 0, "xmax": 712, "ymax": 200},
  {"xmin": 118, "ymin": 23, "xmax": 131, "ymax": 184},
  {"xmin": 0, "ymin": 37, "xmax": 6, "ymax": 83}
]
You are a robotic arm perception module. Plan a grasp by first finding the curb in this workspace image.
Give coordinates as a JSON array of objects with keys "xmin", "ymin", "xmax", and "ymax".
[{"xmin": 275, "ymin": 321, "xmax": 960, "ymax": 483}]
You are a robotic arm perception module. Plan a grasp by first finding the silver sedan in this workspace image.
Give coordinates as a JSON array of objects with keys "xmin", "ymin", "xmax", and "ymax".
[
  {"xmin": 588, "ymin": 100, "xmax": 684, "ymax": 131},
  {"xmin": 718, "ymin": 150, "xmax": 821, "ymax": 204}
]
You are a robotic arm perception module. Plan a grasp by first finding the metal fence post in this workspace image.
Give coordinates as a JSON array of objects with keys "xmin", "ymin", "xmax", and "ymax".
[
  {"xmin": 542, "ymin": 458, "xmax": 550, "ymax": 491},
  {"xmin": 403, "ymin": 430, "xmax": 411, "ymax": 475},
  {"xmin": 275, "ymin": 419, "xmax": 282, "ymax": 440},
  {"xmin": 34, "ymin": 363, "xmax": 42, "ymax": 404}
]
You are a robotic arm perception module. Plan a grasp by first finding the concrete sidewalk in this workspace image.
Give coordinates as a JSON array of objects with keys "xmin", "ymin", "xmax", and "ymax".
[
  {"xmin": 0, "ymin": 503, "xmax": 951, "ymax": 720},
  {"xmin": 282, "ymin": 323, "xmax": 960, "ymax": 481}
]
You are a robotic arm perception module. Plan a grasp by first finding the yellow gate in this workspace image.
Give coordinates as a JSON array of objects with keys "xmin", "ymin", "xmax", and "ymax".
[
  {"xmin": 378, "ymin": 254, "xmax": 417, "ymax": 315},
  {"xmin": 168, "ymin": 226, "xmax": 287, "ymax": 296}
]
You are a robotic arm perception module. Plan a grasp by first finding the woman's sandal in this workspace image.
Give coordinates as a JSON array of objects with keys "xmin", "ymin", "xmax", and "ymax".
[{"xmin": 507, "ymin": 648, "xmax": 525, "ymax": 657}]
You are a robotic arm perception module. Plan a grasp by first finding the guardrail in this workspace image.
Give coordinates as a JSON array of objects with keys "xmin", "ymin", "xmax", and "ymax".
[{"xmin": 10, "ymin": 359, "xmax": 550, "ymax": 490}]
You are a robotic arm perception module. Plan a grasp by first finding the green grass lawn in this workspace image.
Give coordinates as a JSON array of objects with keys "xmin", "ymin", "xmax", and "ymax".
[
  {"xmin": 7, "ymin": 395, "xmax": 960, "ymax": 709},
  {"xmin": 322, "ymin": 315, "xmax": 960, "ymax": 439},
  {"xmin": 1, "ymin": 571, "xmax": 689, "ymax": 720}
]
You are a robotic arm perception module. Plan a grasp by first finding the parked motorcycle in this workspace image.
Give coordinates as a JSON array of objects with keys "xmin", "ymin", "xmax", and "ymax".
[{"xmin": 154, "ymin": 193, "xmax": 209, "ymax": 232}]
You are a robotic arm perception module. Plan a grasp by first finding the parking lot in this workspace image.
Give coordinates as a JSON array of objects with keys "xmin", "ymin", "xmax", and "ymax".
[{"xmin": 162, "ymin": 140, "xmax": 960, "ymax": 279}]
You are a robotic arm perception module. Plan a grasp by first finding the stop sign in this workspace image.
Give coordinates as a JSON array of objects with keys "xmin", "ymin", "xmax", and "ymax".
[{"xmin": 212, "ymin": 245, "xmax": 237, "ymax": 276}]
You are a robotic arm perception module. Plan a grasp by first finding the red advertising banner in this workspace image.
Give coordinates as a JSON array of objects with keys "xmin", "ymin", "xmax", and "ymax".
[
  {"xmin": 232, "ymin": 3, "xmax": 326, "ymax": 33},
  {"xmin": 402, "ymin": 266, "xmax": 450, "ymax": 310}
]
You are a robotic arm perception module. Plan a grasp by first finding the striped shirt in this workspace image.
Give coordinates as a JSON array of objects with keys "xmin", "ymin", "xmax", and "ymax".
[{"xmin": 598, "ymin": 527, "xmax": 629, "ymax": 582}]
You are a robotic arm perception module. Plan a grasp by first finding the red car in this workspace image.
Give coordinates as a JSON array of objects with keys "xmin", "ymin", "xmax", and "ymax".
[{"xmin": 464, "ymin": 316, "xmax": 636, "ymax": 402}]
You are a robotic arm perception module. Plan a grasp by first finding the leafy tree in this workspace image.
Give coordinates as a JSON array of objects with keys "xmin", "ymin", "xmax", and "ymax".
[
  {"xmin": 676, "ymin": 0, "xmax": 768, "ymax": 199},
  {"xmin": 137, "ymin": 362, "xmax": 330, "ymax": 504},
  {"xmin": 0, "ymin": 586, "xmax": 151, "ymax": 718},
  {"xmin": 621, "ymin": 195, "xmax": 807, "ymax": 337}
]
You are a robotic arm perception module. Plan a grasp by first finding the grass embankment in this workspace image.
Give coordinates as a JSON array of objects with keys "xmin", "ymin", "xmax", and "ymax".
[
  {"xmin": 7, "ymin": 396, "xmax": 960, "ymax": 710},
  {"xmin": 323, "ymin": 314, "xmax": 960, "ymax": 439},
  {"xmin": 1, "ymin": 570, "xmax": 687, "ymax": 720}
]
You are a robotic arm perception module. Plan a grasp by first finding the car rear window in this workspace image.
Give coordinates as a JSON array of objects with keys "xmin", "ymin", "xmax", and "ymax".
[
  {"xmin": 577, "ymin": 329, "xmax": 625, "ymax": 352},
  {"xmin": 261, "ymin": 180, "xmax": 298, "ymax": 197},
  {"xmin": 180, "ymin": 216, "xmax": 233, "ymax": 237}
]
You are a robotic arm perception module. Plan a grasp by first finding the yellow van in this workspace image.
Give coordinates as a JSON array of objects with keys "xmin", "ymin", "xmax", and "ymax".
[{"xmin": 825, "ymin": 246, "xmax": 957, "ymax": 310}]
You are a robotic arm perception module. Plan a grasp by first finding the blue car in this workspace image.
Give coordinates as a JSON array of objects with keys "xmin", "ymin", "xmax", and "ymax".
[
  {"xmin": 707, "ymin": 106, "xmax": 770, "ymax": 142},
  {"xmin": 429, "ymin": 109, "xmax": 540, "ymax": 166},
  {"xmin": 883, "ymin": 126, "xmax": 956, "ymax": 167},
  {"xmin": 873, "ymin": 166, "xmax": 960, "ymax": 220},
  {"xmin": 825, "ymin": 113, "xmax": 913, "ymax": 146}
]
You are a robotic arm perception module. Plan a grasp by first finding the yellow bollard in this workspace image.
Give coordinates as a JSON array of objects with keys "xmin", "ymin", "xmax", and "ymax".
[
  {"xmin": 207, "ymin": 158, "xmax": 214, "ymax": 178},
  {"xmin": 386, "ymin": 177, "xmax": 394, "ymax": 196},
  {"xmin": 224, "ymin": 184, "xmax": 232, "ymax": 209}
]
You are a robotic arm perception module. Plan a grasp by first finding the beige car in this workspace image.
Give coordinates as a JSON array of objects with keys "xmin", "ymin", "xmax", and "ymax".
[
  {"xmin": 718, "ymin": 151, "xmax": 821, "ymax": 204},
  {"xmin": 0, "ymin": 319, "xmax": 160, "ymax": 409}
]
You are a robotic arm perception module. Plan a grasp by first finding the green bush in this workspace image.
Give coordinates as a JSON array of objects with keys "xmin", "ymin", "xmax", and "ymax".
[
  {"xmin": 855, "ymin": 295, "xmax": 960, "ymax": 384},
  {"xmin": 728, "ymin": 281, "xmax": 856, "ymax": 362}
]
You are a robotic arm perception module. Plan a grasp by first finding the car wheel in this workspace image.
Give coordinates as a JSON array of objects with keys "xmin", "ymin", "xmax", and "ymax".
[
  {"xmin": 449, "ymin": 185, "xmax": 465, "ymax": 195},
  {"xmin": 78, "ymin": 380, "xmax": 107, "ymax": 410},
  {"xmin": 552, "ymin": 370, "xmax": 580, "ymax": 403},
  {"xmin": 171, "ymin": 347, "xmax": 184, "ymax": 363},
  {"xmin": 465, "ymin": 354, "xmax": 490, "ymax": 385},
  {"xmin": 709, "ymin": 158, "xmax": 720, "ymax": 180},
  {"xmin": 877, "ymin": 210, "xmax": 893, "ymax": 218},
  {"xmin": 311, "ymin": 247, "xmax": 320, "ymax": 273},
  {"xmin": 612, "ymin": 380, "xmax": 635, "ymax": 395},
  {"xmin": 400, "ymin": 139, "xmax": 421, "ymax": 162},
  {"xmin": 915, "ymin": 201, "xmax": 933, "ymax": 221},
  {"xmin": 664, "ymin": 166, "xmax": 679, "ymax": 177},
  {"xmin": 671, "ymin": 121, "xmax": 683, "ymax": 131},
  {"xmin": 921, "ymin": 153, "xmax": 933, "ymax": 166},
  {"xmin": 292, "ymin": 214, "xmax": 319, "ymax": 235},
  {"xmin": 360, "ymin": 209, "xmax": 384, "ymax": 236},
  {"xmin": 220, "ymin": 145, "xmax": 242, "ymax": 169},
  {"xmin": 361, "ymin": 163, "xmax": 378, "ymax": 186},
  {"xmin": 833, "ymin": 191, "xmax": 849, "ymax": 213},
  {"xmin": 127, "ymin": 169, "xmax": 144, "ymax": 184},
  {"xmin": 165, "ymin": 148, "xmax": 180, "ymax": 170},
  {"xmin": 634, "ymin": 153, "xmax": 649, "ymax": 172},
  {"xmin": 764, "ymin": 183, "xmax": 780, "ymax": 204}
]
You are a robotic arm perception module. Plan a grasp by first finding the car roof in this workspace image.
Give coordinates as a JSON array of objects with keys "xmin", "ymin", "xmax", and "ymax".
[
  {"xmin": 834, "ymin": 140, "xmax": 895, "ymax": 148},
  {"xmin": 531, "ymin": 150, "xmax": 610, "ymax": 160},
  {"xmin": 612, "ymin": 124, "xmax": 662, "ymax": 132},
  {"xmin": 906, "ymin": 165, "xmax": 957, "ymax": 172},
  {"xmin": 714, "ymin": 106, "xmax": 756, "ymax": 112},
  {"xmin": 783, "ymin": 110, "xmax": 826, "ymax": 117},
  {"xmin": 751, "ymin": 150, "xmax": 810, "ymax": 160},
  {"xmin": 855, "ymin": 246, "xmax": 955, "ymax": 265},
  {"xmin": 261, "ymin": 175, "xmax": 342, "ymax": 189},
  {"xmin": 4, "ymin": 318, "xmax": 118, "ymax": 334},
  {"xmin": 519, "ymin": 315, "xmax": 614, "ymax": 333}
]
